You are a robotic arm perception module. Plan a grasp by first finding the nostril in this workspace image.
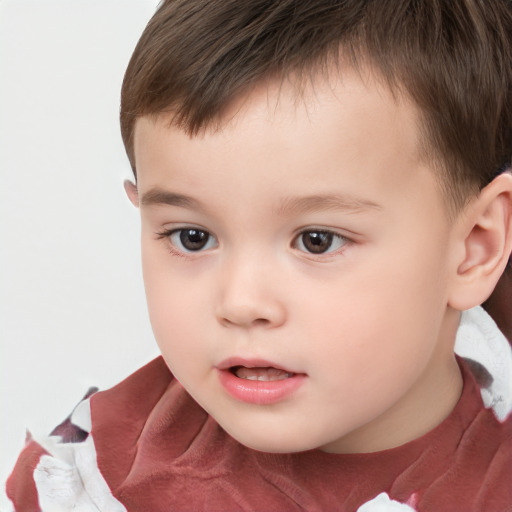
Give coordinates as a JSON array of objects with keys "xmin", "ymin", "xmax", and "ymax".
[
  {"xmin": 253, "ymin": 318, "xmax": 270, "ymax": 327},
  {"xmin": 219, "ymin": 316, "xmax": 271, "ymax": 328}
]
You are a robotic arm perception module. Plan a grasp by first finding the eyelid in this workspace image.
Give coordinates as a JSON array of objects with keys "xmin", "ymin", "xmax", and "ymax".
[
  {"xmin": 293, "ymin": 226, "xmax": 350, "ymax": 240},
  {"xmin": 155, "ymin": 223, "xmax": 212, "ymax": 238}
]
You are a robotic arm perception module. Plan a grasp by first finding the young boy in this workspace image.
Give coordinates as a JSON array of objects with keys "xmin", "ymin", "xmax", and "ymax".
[{"xmin": 6, "ymin": 1, "xmax": 512, "ymax": 510}]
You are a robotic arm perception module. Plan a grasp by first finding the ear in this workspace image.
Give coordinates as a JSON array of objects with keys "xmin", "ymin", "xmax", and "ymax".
[
  {"xmin": 448, "ymin": 172, "xmax": 512, "ymax": 311},
  {"xmin": 124, "ymin": 179, "xmax": 139, "ymax": 207}
]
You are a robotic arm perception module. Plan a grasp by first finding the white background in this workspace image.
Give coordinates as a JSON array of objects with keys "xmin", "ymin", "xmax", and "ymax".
[{"xmin": 0, "ymin": 1, "xmax": 160, "ymax": 508}]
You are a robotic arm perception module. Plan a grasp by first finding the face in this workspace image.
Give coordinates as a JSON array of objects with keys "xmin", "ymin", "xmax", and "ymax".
[{"xmin": 132, "ymin": 69, "xmax": 463, "ymax": 454}]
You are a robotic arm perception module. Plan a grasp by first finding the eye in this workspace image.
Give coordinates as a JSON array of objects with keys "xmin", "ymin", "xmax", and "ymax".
[
  {"xmin": 294, "ymin": 230, "xmax": 347, "ymax": 255},
  {"xmin": 168, "ymin": 228, "xmax": 217, "ymax": 252}
]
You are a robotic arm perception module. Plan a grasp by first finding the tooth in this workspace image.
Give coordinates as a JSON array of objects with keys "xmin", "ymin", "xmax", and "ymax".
[{"xmin": 234, "ymin": 367, "xmax": 293, "ymax": 381}]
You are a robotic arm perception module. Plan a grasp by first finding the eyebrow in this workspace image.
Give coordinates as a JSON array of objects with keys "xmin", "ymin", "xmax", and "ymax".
[
  {"xmin": 140, "ymin": 188, "xmax": 203, "ymax": 211},
  {"xmin": 275, "ymin": 194, "xmax": 382, "ymax": 216},
  {"xmin": 140, "ymin": 187, "xmax": 382, "ymax": 216}
]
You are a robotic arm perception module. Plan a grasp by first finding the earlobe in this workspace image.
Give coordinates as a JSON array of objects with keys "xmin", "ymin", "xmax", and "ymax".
[
  {"xmin": 124, "ymin": 179, "xmax": 139, "ymax": 207},
  {"xmin": 448, "ymin": 173, "xmax": 512, "ymax": 311}
]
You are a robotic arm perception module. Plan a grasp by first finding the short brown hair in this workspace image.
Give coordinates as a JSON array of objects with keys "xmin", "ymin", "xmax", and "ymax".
[{"xmin": 120, "ymin": 0, "xmax": 512, "ymax": 209}]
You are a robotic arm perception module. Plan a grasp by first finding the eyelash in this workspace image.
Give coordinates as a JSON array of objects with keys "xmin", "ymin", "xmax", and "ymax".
[
  {"xmin": 155, "ymin": 227, "xmax": 218, "ymax": 255},
  {"xmin": 292, "ymin": 229, "xmax": 349, "ymax": 257},
  {"xmin": 155, "ymin": 227, "xmax": 351, "ymax": 258}
]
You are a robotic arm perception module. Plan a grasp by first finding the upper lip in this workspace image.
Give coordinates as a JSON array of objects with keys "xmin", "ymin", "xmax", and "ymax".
[{"xmin": 216, "ymin": 357, "xmax": 301, "ymax": 374}]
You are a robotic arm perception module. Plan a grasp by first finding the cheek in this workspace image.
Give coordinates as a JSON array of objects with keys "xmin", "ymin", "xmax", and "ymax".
[
  {"xmin": 142, "ymin": 254, "xmax": 191, "ymax": 346},
  {"xmin": 141, "ymin": 251, "xmax": 217, "ymax": 378},
  {"xmin": 295, "ymin": 249, "xmax": 448, "ymax": 373}
]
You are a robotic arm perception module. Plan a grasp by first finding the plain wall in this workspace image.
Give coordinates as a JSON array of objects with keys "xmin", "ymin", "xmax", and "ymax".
[{"xmin": 0, "ymin": 1, "xmax": 160, "ymax": 508}]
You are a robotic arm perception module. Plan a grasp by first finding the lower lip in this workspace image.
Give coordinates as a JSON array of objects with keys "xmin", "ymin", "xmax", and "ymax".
[{"xmin": 217, "ymin": 369, "xmax": 306, "ymax": 405}]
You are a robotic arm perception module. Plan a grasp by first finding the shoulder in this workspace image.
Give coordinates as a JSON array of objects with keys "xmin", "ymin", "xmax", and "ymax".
[
  {"xmin": 6, "ymin": 357, "xmax": 173, "ymax": 512},
  {"xmin": 6, "ymin": 395, "xmax": 127, "ymax": 512},
  {"xmin": 455, "ymin": 306, "xmax": 512, "ymax": 421}
]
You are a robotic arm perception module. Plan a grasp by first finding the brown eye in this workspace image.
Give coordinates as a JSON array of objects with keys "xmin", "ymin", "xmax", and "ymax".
[
  {"xmin": 169, "ymin": 228, "xmax": 216, "ymax": 252},
  {"xmin": 295, "ymin": 230, "xmax": 347, "ymax": 255}
]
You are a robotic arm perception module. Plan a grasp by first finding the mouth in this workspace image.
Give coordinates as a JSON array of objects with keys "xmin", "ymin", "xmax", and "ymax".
[
  {"xmin": 229, "ymin": 366, "xmax": 295, "ymax": 381},
  {"xmin": 217, "ymin": 358, "xmax": 305, "ymax": 405}
]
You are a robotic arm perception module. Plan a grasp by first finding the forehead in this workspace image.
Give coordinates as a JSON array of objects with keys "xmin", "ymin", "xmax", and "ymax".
[{"xmin": 133, "ymin": 66, "xmax": 423, "ymax": 185}]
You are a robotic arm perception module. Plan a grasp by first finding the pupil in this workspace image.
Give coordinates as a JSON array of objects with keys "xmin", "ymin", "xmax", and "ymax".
[
  {"xmin": 303, "ymin": 231, "xmax": 332, "ymax": 254},
  {"xmin": 180, "ymin": 229, "xmax": 208, "ymax": 251}
]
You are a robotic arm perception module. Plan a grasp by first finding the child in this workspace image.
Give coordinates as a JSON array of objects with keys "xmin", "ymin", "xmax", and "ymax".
[{"xmin": 6, "ymin": 1, "xmax": 512, "ymax": 510}]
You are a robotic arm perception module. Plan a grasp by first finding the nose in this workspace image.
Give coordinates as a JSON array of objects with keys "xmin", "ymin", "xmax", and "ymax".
[{"xmin": 215, "ymin": 255, "xmax": 287, "ymax": 329}]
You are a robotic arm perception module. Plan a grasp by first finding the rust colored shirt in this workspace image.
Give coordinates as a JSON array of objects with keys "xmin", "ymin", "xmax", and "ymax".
[{"xmin": 7, "ymin": 355, "xmax": 512, "ymax": 512}]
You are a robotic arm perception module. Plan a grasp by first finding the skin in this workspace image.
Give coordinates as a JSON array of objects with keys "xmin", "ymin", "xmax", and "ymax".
[{"xmin": 125, "ymin": 69, "xmax": 510, "ymax": 454}]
